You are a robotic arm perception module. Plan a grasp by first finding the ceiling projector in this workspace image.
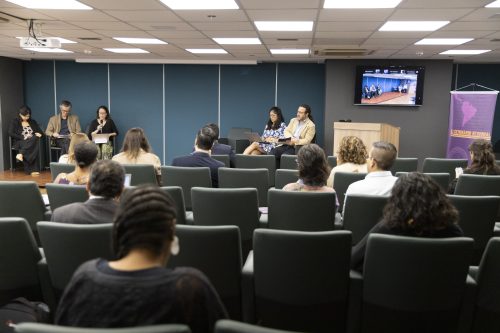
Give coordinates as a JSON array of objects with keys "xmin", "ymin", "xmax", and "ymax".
[{"xmin": 20, "ymin": 37, "xmax": 61, "ymax": 48}]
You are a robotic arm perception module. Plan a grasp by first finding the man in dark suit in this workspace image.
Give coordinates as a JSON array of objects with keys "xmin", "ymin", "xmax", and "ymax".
[
  {"xmin": 172, "ymin": 126, "xmax": 225, "ymax": 187},
  {"xmin": 51, "ymin": 160, "xmax": 125, "ymax": 224},
  {"xmin": 205, "ymin": 123, "xmax": 235, "ymax": 167}
]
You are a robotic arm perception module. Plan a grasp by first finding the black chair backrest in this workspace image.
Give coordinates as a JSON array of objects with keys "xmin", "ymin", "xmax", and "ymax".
[
  {"xmin": 14, "ymin": 323, "xmax": 191, "ymax": 333},
  {"xmin": 332, "ymin": 171, "xmax": 367, "ymax": 212},
  {"xmin": 218, "ymin": 167, "xmax": 269, "ymax": 206},
  {"xmin": 327, "ymin": 156, "xmax": 337, "ymax": 168},
  {"xmin": 455, "ymin": 174, "xmax": 500, "ymax": 220},
  {"xmin": 168, "ymin": 225, "xmax": 242, "ymax": 320},
  {"xmin": 234, "ymin": 154, "xmax": 276, "ymax": 187},
  {"xmin": 396, "ymin": 172, "xmax": 450, "ymax": 190},
  {"xmin": 215, "ymin": 320, "xmax": 300, "ymax": 333},
  {"xmin": 122, "ymin": 164, "xmax": 157, "ymax": 185},
  {"xmin": 212, "ymin": 154, "xmax": 231, "ymax": 168},
  {"xmin": 274, "ymin": 169, "xmax": 299, "ymax": 190},
  {"xmin": 279, "ymin": 155, "xmax": 297, "ymax": 170},
  {"xmin": 46, "ymin": 183, "xmax": 89, "ymax": 211},
  {"xmin": 160, "ymin": 186, "xmax": 187, "ymax": 225},
  {"xmin": 50, "ymin": 162, "xmax": 75, "ymax": 181},
  {"xmin": 390, "ymin": 157, "xmax": 418, "ymax": 174},
  {"xmin": 161, "ymin": 166, "xmax": 212, "ymax": 210},
  {"xmin": 422, "ymin": 158, "xmax": 468, "ymax": 178}
]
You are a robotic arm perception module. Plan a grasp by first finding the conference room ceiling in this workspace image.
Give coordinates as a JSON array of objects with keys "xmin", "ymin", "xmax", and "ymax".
[{"xmin": 0, "ymin": 0, "xmax": 499, "ymax": 63}]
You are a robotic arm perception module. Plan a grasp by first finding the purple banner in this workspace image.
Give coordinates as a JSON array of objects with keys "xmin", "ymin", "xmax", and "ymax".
[{"xmin": 446, "ymin": 91, "xmax": 498, "ymax": 161}]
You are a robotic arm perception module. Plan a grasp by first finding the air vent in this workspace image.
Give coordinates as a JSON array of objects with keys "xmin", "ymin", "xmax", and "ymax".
[
  {"xmin": 313, "ymin": 48, "xmax": 374, "ymax": 57},
  {"xmin": 150, "ymin": 25, "xmax": 176, "ymax": 30},
  {"xmin": 0, "ymin": 16, "xmax": 9, "ymax": 23},
  {"xmin": 488, "ymin": 13, "xmax": 500, "ymax": 19},
  {"xmin": 277, "ymin": 38, "xmax": 299, "ymax": 41},
  {"xmin": 491, "ymin": 38, "xmax": 500, "ymax": 42},
  {"xmin": 78, "ymin": 37, "xmax": 102, "ymax": 41}
]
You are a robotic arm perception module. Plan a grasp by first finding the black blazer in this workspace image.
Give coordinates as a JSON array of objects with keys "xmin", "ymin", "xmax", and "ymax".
[
  {"xmin": 87, "ymin": 118, "xmax": 119, "ymax": 140},
  {"xmin": 8, "ymin": 117, "xmax": 44, "ymax": 142}
]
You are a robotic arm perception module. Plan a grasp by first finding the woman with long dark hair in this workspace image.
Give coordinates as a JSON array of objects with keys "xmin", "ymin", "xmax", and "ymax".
[
  {"xmin": 243, "ymin": 106, "xmax": 286, "ymax": 155},
  {"xmin": 87, "ymin": 105, "xmax": 119, "ymax": 160}
]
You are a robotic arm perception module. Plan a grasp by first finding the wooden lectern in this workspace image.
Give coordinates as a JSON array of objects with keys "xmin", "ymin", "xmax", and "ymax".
[{"xmin": 333, "ymin": 122, "xmax": 400, "ymax": 155}]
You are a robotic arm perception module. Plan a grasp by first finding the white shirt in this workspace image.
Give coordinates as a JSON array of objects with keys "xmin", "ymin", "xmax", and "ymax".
[{"xmin": 345, "ymin": 171, "xmax": 397, "ymax": 197}]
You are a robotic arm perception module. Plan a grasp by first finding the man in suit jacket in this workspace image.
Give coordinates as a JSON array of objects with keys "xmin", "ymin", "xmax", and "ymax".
[
  {"xmin": 51, "ymin": 160, "xmax": 125, "ymax": 224},
  {"xmin": 45, "ymin": 100, "xmax": 82, "ymax": 154},
  {"xmin": 205, "ymin": 123, "xmax": 235, "ymax": 167},
  {"xmin": 172, "ymin": 126, "xmax": 225, "ymax": 187}
]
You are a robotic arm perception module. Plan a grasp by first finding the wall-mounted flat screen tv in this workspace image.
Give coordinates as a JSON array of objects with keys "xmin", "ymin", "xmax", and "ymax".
[{"xmin": 354, "ymin": 66, "xmax": 425, "ymax": 106}]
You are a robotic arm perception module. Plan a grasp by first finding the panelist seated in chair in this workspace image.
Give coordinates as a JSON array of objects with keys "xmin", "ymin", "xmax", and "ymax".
[
  {"xmin": 87, "ymin": 105, "xmax": 119, "ymax": 160},
  {"xmin": 351, "ymin": 172, "xmax": 464, "ymax": 272},
  {"xmin": 58, "ymin": 133, "xmax": 90, "ymax": 164},
  {"xmin": 45, "ymin": 100, "xmax": 81, "ymax": 155},
  {"xmin": 8, "ymin": 105, "xmax": 44, "ymax": 175},
  {"xmin": 51, "ymin": 160, "xmax": 125, "ymax": 224},
  {"xmin": 54, "ymin": 141, "xmax": 98, "ymax": 185},
  {"xmin": 55, "ymin": 186, "xmax": 228, "ymax": 332},
  {"xmin": 243, "ymin": 106, "xmax": 287, "ymax": 156}
]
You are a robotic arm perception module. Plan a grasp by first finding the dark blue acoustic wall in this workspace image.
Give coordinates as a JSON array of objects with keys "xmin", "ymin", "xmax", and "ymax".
[
  {"xmin": 277, "ymin": 63, "xmax": 325, "ymax": 146},
  {"xmin": 109, "ymin": 64, "xmax": 164, "ymax": 160},
  {"xmin": 55, "ymin": 61, "xmax": 108, "ymax": 135},
  {"xmin": 165, "ymin": 65, "xmax": 218, "ymax": 164},
  {"xmin": 23, "ymin": 60, "xmax": 55, "ymax": 129},
  {"xmin": 220, "ymin": 63, "xmax": 276, "ymax": 136}
]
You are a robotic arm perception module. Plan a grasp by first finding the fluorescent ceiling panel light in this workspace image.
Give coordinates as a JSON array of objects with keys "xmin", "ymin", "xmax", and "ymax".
[
  {"xmin": 379, "ymin": 21, "xmax": 449, "ymax": 31},
  {"xmin": 159, "ymin": 0, "xmax": 238, "ymax": 10},
  {"xmin": 17, "ymin": 37, "xmax": 77, "ymax": 43},
  {"xmin": 103, "ymin": 48, "xmax": 149, "ymax": 54},
  {"xmin": 213, "ymin": 38, "xmax": 261, "ymax": 45},
  {"xmin": 186, "ymin": 48, "xmax": 228, "ymax": 54},
  {"xmin": 255, "ymin": 21, "xmax": 313, "ymax": 31},
  {"xmin": 415, "ymin": 38, "xmax": 473, "ymax": 45},
  {"xmin": 485, "ymin": 1, "xmax": 500, "ymax": 8},
  {"xmin": 440, "ymin": 49, "xmax": 491, "ymax": 55},
  {"xmin": 324, "ymin": 0, "xmax": 401, "ymax": 8},
  {"xmin": 5, "ymin": 0, "xmax": 92, "ymax": 9},
  {"xmin": 270, "ymin": 49, "xmax": 310, "ymax": 55},
  {"xmin": 24, "ymin": 47, "xmax": 73, "ymax": 53},
  {"xmin": 113, "ymin": 37, "xmax": 167, "ymax": 45}
]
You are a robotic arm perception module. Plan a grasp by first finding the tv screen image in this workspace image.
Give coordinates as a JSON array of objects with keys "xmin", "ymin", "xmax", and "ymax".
[{"xmin": 354, "ymin": 66, "xmax": 425, "ymax": 106}]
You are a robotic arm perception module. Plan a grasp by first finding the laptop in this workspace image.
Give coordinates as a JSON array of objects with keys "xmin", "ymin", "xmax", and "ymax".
[
  {"xmin": 245, "ymin": 132, "xmax": 265, "ymax": 143},
  {"xmin": 92, "ymin": 133, "xmax": 110, "ymax": 144}
]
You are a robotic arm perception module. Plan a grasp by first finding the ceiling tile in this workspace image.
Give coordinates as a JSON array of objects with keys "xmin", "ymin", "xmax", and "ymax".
[
  {"xmin": 174, "ymin": 10, "xmax": 248, "ymax": 22},
  {"xmin": 319, "ymin": 9, "xmax": 393, "ymax": 21},
  {"xmin": 246, "ymin": 9, "xmax": 318, "ymax": 20},
  {"xmin": 103, "ymin": 10, "xmax": 180, "ymax": 22},
  {"xmin": 239, "ymin": 0, "xmax": 320, "ymax": 9}
]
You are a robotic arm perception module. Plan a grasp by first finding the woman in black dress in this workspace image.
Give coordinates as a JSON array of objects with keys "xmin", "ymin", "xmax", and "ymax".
[
  {"xmin": 87, "ymin": 105, "xmax": 118, "ymax": 160},
  {"xmin": 8, "ymin": 105, "xmax": 44, "ymax": 175}
]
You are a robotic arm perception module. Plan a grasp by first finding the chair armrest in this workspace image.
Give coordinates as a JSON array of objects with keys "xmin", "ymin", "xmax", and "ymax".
[
  {"xmin": 258, "ymin": 214, "xmax": 268, "ymax": 228},
  {"xmin": 347, "ymin": 270, "xmax": 363, "ymax": 333},
  {"xmin": 468, "ymin": 266, "xmax": 479, "ymax": 281},
  {"xmin": 334, "ymin": 212, "xmax": 343, "ymax": 230},
  {"xmin": 242, "ymin": 251, "xmax": 255, "ymax": 323},
  {"xmin": 185, "ymin": 211, "xmax": 194, "ymax": 225},
  {"xmin": 457, "ymin": 274, "xmax": 478, "ymax": 333},
  {"xmin": 37, "ymin": 258, "xmax": 57, "ymax": 315}
]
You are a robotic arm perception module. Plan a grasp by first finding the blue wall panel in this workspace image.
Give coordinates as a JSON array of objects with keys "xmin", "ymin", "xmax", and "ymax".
[
  {"xmin": 164, "ymin": 65, "xmax": 218, "ymax": 164},
  {"xmin": 23, "ymin": 60, "xmax": 55, "ymax": 129},
  {"xmin": 277, "ymin": 63, "xmax": 325, "ymax": 146},
  {"xmin": 55, "ymin": 61, "xmax": 108, "ymax": 135},
  {"xmin": 220, "ymin": 63, "xmax": 276, "ymax": 137},
  {"xmin": 109, "ymin": 64, "xmax": 163, "ymax": 161}
]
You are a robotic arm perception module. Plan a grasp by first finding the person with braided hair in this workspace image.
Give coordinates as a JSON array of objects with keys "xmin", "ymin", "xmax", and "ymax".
[{"xmin": 55, "ymin": 185, "xmax": 227, "ymax": 332}]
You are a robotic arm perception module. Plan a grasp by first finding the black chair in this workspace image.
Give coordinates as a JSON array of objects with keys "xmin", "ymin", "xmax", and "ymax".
[
  {"xmin": 45, "ymin": 183, "xmax": 88, "ymax": 211},
  {"xmin": 223, "ymin": 127, "xmax": 252, "ymax": 154},
  {"xmin": 242, "ymin": 229, "xmax": 352, "ymax": 332},
  {"xmin": 14, "ymin": 323, "xmax": 191, "ymax": 333},
  {"xmin": 212, "ymin": 154, "xmax": 231, "ymax": 167},
  {"xmin": 422, "ymin": 158, "xmax": 468, "ymax": 179},
  {"xmin": 161, "ymin": 166, "xmax": 212, "ymax": 210},
  {"xmin": 396, "ymin": 172, "xmax": 450, "ymax": 190},
  {"xmin": 234, "ymin": 154, "xmax": 276, "ymax": 187},
  {"xmin": 50, "ymin": 162, "xmax": 75, "ymax": 181},
  {"xmin": 122, "ymin": 164, "xmax": 158, "ymax": 185},
  {"xmin": 168, "ymin": 225, "xmax": 242, "ymax": 320},
  {"xmin": 9, "ymin": 136, "xmax": 45, "ymax": 171},
  {"xmin": 327, "ymin": 156, "xmax": 337, "ymax": 168},
  {"xmin": 47, "ymin": 137, "xmax": 63, "ymax": 163},
  {"xmin": 160, "ymin": 186, "xmax": 188, "ymax": 225},
  {"xmin": 390, "ymin": 157, "xmax": 418, "ymax": 174},
  {"xmin": 333, "ymin": 171, "xmax": 367, "ymax": 213},
  {"xmin": 279, "ymin": 155, "xmax": 297, "ymax": 170},
  {"xmin": 274, "ymin": 169, "xmax": 299, "ymax": 190},
  {"xmin": 218, "ymin": 168, "xmax": 269, "ymax": 206},
  {"xmin": 216, "ymin": 320, "xmax": 303, "ymax": 333}
]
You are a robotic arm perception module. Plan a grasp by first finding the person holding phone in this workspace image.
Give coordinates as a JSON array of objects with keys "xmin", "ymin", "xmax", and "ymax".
[{"xmin": 87, "ymin": 105, "xmax": 118, "ymax": 160}]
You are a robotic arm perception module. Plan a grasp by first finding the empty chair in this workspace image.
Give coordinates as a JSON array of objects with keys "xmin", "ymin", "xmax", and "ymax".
[
  {"xmin": 218, "ymin": 167, "xmax": 269, "ymax": 206},
  {"xmin": 0, "ymin": 218, "xmax": 43, "ymax": 305},
  {"xmin": 396, "ymin": 172, "xmax": 450, "ymax": 190},
  {"xmin": 279, "ymin": 155, "xmax": 297, "ymax": 170},
  {"xmin": 50, "ymin": 162, "xmax": 75, "ymax": 181},
  {"xmin": 422, "ymin": 158, "xmax": 468, "ymax": 178},
  {"xmin": 327, "ymin": 156, "xmax": 337, "ymax": 168},
  {"xmin": 342, "ymin": 194, "xmax": 389, "ymax": 245},
  {"xmin": 454, "ymin": 174, "xmax": 500, "ymax": 196},
  {"xmin": 14, "ymin": 323, "xmax": 191, "ymax": 333},
  {"xmin": 46, "ymin": 183, "xmax": 89, "ymax": 211},
  {"xmin": 267, "ymin": 189, "xmax": 337, "ymax": 231},
  {"xmin": 448, "ymin": 195, "xmax": 500, "ymax": 265},
  {"xmin": 234, "ymin": 154, "xmax": 276, "ymax": 187},
  {"xmin": 168, "ymin": 225, "xmax": 242, "ymax": 320},
  {"xmin": 161, "ymin": 166, "xmax": 212, "ymax": 210},
  {"xmin": 225, "ymin": 127, "xmax": 252, "ymax": 154},
  {"xmin": 360, "ymin": 234, "xmax": 473, "ymax": 333},
  {"xmin": 191, "ymin": 187, "xmax": 260, "ymax": 256},
  {"xmin": 160, "ymin": 186, "xmax": 188, "ymax": 225},
  {"xmin": 333, "ymin": 171, "xmax": 367, "ymax": 212},
  {"xmin": 122, "ymin": 164, "xmax": 157, "ymax": 185},
  {"xmin": 274, "ymin": 169, "xmax": 299, "ymax": 190},
  {"xmin": 243, "ymin": 229, "xmax": 351, "ymax": 332},
  {"xmin": 216, "ymin": 320, "xmax": 303, "ymax": 333},
  {"xmin": 390, "ymin": 157, "xmax": 418, "ymax": 174},
  {"xmin": 212, "ymin": 154, "xmax": 231, "ymax": 168}
]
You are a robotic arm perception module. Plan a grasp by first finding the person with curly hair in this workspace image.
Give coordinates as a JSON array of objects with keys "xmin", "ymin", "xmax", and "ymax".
[
  {"xmin": 351, "ymin": 172, "xmax": 463, "ymax": 272},
  {"xmin": 448, "ymin": 139, "xmax": 500, "ymax": 193},
  {"xmin": 283, "ymin": 143, "xmax": 334, "ymax": 193},
  {"xmin": 327, "ymin": 136, "xmax": 368, "ymax": 187}
]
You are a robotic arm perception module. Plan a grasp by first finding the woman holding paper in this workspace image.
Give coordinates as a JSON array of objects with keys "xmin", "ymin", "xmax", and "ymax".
[{"xmin": 87, "ymin": 105, "xmax": 118, "ymax": 160}]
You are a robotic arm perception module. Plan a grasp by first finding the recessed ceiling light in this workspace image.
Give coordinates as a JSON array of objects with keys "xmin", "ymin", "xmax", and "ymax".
[
  {"xmin": 415, "ymin": 38, "xmax": 473, "ymax": 45},
  {"xmin": 324, "ymin": 0, "xmax": 402, "ymax": 8},
  {"xmin": 103, "ymin": 48, "xmax": 149, "ymax": 54},
  {"xmin": 113, "ymin": 37, "xmax": 167, "ymax": 45},
  {"xmin": 213, "ymin": 38, "xmax": 261, "ymax": 45},
  {"xmin": 17, "ymin": 37, "xmax": 77, "ymax": 43},
  {"xmin": 24, "ymin": 47, "xmax": 73, "ymax": 53},
  {"xmin": 270, "ymin": 49, "xmax": 310, "ymax": 55},
  {"xmin": 186, "ymin": 49, "xmax": 228, "ymax": 54},
  {"xmin": 5, "ymin": 0, "xmax": 92, "ymax": 10},
  {"xmin": 440, "ymin": 49, "xmax": 491, "ymax": 55},
  {"xmin": 485, "ymin": 1, "xmax": 500, "ymax": 8},
  {"xmin": 159, "ymin": 0, "xmax": 238, "ymax": 10},
  {"xmin": 255, "ymin": 21, "xmax": 313, "ymax": 32},
  {"xmin": 379, "ymin": 21, "xmax": 449, "ymax": 31}
]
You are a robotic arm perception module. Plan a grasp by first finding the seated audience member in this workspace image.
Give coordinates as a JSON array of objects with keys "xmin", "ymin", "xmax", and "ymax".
[
  {"xmin": 243, "ymin": 106, "xmax": 286, "ymax": 155},
  {"xmin": 270, "ymin": 104, "xmax": 316, "ymax": 159},
  {"xmin": 448, "ymin": 139, "xmax": 500, "ymax": 193},
  {"xmin": 54, "ymin": 142, "xmax": 98, "ymax": 185},
  {"xmin": 327, "ymin": 136, "xmax": 368, "ymax": 187},
  {"xmin": 87, "ymin": 105, "xmax": 119, "ymax": 160},
  {"xmin": 112, "ymin": 127, "xmax": 161, "ymax": 176},
  {"xmin": 55, "ymin": 186, "xmax": 228, "ymax": 331},
  {"xmin": 283, "ymin": 143, "xmax": 334, "ymax": 193},
  {"xmin": 59, "ymin": 133, "xmax": 91, "ymax": 164},
  {"xmin": 45, "ymin": 100, "xmax": 81, "ymax": 155},
  {"xmin": 172, "ymin": 126, "xmax": 225, "ymax": 187},
  {"xmin": 205, "ymin": 123, "xmax": 235, "ymax": 167},
  {"xmin": 51, "ymin": 160, "xmax": 125, "ymax": 224},
  {"xmin": 351, "ymin": 172, "xmax": 463, "ymax": 272}
]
